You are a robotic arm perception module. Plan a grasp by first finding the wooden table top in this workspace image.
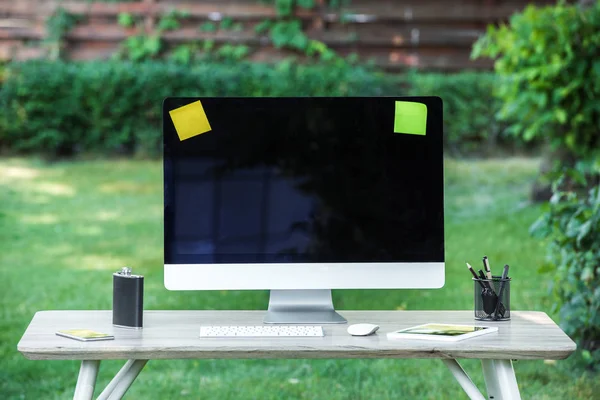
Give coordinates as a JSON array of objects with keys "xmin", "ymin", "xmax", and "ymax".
[{"xmin": 18, "ymin": 310, "xmax": 576, "ymax": 361}]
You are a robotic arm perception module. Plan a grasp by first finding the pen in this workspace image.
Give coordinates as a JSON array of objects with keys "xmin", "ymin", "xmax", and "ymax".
[
  {"xmin": 467, "ymin": 263, "xmax": 486, "ymax": 289},
  {"xmin": 477, "ymin": 269, "xmax": 492, "ymax": 289},
  {"xmin": 493, "ymin": 264, "xmax": 510, "ymax": 320},
  {"xmin": 483, "ymin": 256, "xmax": 492, "ymax": 279}
]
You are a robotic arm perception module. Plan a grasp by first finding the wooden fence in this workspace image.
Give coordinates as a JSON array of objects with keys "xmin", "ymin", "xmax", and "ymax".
[{"xmin": 0, "ymin": 0, "xmax": 556, "ymax": 71}]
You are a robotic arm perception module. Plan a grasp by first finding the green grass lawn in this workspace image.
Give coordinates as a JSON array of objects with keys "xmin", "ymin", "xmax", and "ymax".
[{"xmin": 1, "ymin": 157, "xmax": 598, "ymax": 399}]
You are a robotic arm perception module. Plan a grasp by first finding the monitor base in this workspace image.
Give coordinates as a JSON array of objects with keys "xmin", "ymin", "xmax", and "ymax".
[{"xmin": 264, "ymin": 289, "xmax": 347, "ymax": 324}]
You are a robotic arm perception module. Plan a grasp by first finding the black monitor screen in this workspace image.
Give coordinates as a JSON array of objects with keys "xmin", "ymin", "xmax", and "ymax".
[{"xmin": 164, "ymin": 97, "xmax": 444, "ymax": 264}]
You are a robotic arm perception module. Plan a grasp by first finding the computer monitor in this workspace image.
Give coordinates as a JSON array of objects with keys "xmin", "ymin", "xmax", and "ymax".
[{"xmin": 163, "ymin": 97, "xmax": 444, "ymax": 324}]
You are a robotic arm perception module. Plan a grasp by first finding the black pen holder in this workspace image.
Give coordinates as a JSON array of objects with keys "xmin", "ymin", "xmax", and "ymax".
[{"xmin": 473, "ymin": 277, "xmax": 511, "ymax": 321}]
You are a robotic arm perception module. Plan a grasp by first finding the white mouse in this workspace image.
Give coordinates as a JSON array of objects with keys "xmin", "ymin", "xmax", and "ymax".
[{"xmin": 347, "ymin": 323, "xmax": 380, "ymax": 336}]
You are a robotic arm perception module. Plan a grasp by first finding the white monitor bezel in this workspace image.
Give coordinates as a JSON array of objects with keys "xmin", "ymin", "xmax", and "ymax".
[{"xmin": 164, "ymin": 262, "xmax": 444, "ymax": 290}]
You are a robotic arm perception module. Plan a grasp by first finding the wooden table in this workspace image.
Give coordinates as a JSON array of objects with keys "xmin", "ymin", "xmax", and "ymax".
[{"xmin": 18, "ymin": 310, "xmax": 576, "ymax": 400}]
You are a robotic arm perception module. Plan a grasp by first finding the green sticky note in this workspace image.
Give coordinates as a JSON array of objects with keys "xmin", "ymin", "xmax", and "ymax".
[{"xmin": 394, "ymin": 101, "xmax": 427, "ymax": 135}]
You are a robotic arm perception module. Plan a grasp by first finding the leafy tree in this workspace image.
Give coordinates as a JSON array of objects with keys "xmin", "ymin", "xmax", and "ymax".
[
  {"xmin": 473, "ymin": 1, "xmax": 600, "ymax": 368},
  {"xmin": 472, "ymin": 1, "xmax": 600, "ymax": 171}
]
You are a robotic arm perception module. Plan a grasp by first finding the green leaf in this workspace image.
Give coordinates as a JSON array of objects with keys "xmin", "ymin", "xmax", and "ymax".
[
  {"xmin": 297, "ymin": 0, "xmax": 315, "ymax": 9},
  {"xmin": 270, "ymin": 21, "xmax": 303, "ymax": 48},
  {"xmin": 254, "ymin": 20, "xmax": 272, "ymax": 34},
  {"xmin": 157, "ymin": 16, "xmax": 180, "ymax": 31},
  {"xmin": 289, "ymin": 32, "xmax": 309, "ymax": 50},
  {"xmin": 555, "ymin": 108, "xmax": 567, "ymax": 124},
  {"xmin": 576, "ymin": 220, "xmax": 592, "ymax": 244},
  {"xmin": 199, "ymin": 22, "xmax": 217, "ymax": 33},
  {"xmin": 566, "ymin": 167, "xmax": 587, "ymax": 186},
  {"xmin": 117, "ymin": 13, "xmax": 135, "ymax": 28},
  {"xmin": 581, "ymin": 266, "xmax": 593, "ymax": 281},
  {"xmin": 232, "ymin": 45, "xmax": 250, "ymax": 60},
  {"xmin": 202, "ymin": 39, "xmax": 215, "ymax": 52},
  {"xmin": 275, "ymin": 0, "xmax": 293, "ymax": 17},
  {"xmin": 306, "ymin": 40, "xmax": 327, "ymax": 55},
  {"xmin": 169, "ymin": 45, "xmax": 192, "ymax": 64},
  {"xmin": 320, "ymin": 49, "xmax": 336, "ymax": 62},
  {"xmin": 530, "ymin": 213, "xmax": 551, "ymax": 238},
  {"xmin": 143, "ymin": 36, "xmax": 161, "ymax": 56},
  {"xmin": 582, "ymin": 349, "xmax": 592, "ymax": 361},
  {"xmin": 220, "ymin": 17, "xmax": 234, "ymax": 30}
]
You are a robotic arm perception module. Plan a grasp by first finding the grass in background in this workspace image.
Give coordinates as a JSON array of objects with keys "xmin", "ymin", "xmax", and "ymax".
[{"xmin": 1, "ymin": 157, "xmax": 598, "ymax": 399}]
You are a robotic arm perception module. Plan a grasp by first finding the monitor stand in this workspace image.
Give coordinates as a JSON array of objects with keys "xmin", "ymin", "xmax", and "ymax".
[{"xmin": 264, "ymin": 289, "xmax": 347, "ymax": 324}]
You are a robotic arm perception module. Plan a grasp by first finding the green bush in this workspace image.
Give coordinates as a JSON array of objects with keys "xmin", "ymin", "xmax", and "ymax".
[
  {"xmin": 531, "ymin": 176, "xmax": 600, "ymax": 369},
  {"xmin": 405, "ymin": 71, "xmax": 530, "ymax": 154},
  {"xmin": 0, "ymin": 60, "xmax": 535, "ymax": 157},
  {"xmin": 0, "ymin": 60, "xmax": 397, "ymax": 156},
  {"xmin": 472, "ymin": 1, "xmax": 600, "ymax": 165},
  {"xmin": 474, "ymin": 1, "xmax": 600, "ymax": 367}
]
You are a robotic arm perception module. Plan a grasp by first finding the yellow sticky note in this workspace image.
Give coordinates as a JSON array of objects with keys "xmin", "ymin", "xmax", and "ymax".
[{"xmin": 168, "ymin": 100, "xmax": 212, "ymax": 141}]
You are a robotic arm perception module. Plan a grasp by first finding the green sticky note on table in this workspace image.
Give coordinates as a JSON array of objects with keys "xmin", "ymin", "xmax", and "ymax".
[{"xmin": 394, "ymin": 101, "xmax": 427, "ymax": 135}]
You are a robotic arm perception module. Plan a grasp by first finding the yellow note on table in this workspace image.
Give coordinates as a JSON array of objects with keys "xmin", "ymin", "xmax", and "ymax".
[{"xmin": 168, "ymin": 100, "xmax": 212, "ymax": 141}]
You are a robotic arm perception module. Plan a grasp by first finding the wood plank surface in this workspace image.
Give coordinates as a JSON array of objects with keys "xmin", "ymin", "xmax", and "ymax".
[
  {"xmin": 0, "ymin": 23, "xmax": 484, "ymax": 48},
  {"xmin": 0, "ymin": 0, "xmax": 557, "ymax": 21},
  {"xmin": 18, "ymin": 310, "xmax": 576, "ymax": 361},
  {"xmin": 0, "ymin": 0, "xmax": 556, "ymax": 70}
]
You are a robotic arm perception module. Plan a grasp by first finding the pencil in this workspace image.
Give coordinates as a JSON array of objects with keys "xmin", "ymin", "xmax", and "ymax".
[
  {"xmin": 467, "ymin": 262, "xmax": 486, "ymax": 289},
  {"xmin": 483, "ymin": 256, "xmax": 492, "ymax": 279}
]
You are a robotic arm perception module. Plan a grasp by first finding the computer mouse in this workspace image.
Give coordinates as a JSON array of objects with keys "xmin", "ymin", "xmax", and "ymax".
[{"xmin": 347, "ymin": 323, "xmax": 380, "ymax": 336}]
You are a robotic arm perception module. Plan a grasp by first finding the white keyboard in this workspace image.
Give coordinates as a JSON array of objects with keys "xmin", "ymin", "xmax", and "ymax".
[{"xmin": 199, "ymin": 325, "xmax": 324, "ymax": 337}]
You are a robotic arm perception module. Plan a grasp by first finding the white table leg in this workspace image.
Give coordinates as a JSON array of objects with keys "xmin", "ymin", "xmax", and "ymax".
[
  {"xmin": 441, "ymin": 359, "xmax": 486, "ymax": 400},
  {"xmin": 97, "ymin": 359, "xmax": 148, "ymax": 400},
  {"xmin": 481, "ymin": 359, "xmax": 521, "ymax": 400},
  {"xmin": 73, "ymin": 360, "xmax": 100, "ymax": 400}
]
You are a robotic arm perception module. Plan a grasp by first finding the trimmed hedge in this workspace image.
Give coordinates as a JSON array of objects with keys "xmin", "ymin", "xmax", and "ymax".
[
  {"xmin": 0, "ymin": 60, "xmax": 530, "ymax": 157},
  {"xmin": 0, "ymin": 60, "xmax": 397, "ymax": 156}
]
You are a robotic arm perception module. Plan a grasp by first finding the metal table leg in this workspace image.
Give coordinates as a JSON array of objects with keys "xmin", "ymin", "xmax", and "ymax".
[
  {"xmin": 481, "ymin": 359, "xmax": 521, "ymax": 400},
  {"xmin": 73, "ymin": 360, "xmax": 100, "ymax": 400},
  {"xmin": 442, "ymin": 359, "xmax": 486, "ymax": 400},
  {"xmin": 97, "ymin": 359, "xmax": 148, "ymax": 400}
]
